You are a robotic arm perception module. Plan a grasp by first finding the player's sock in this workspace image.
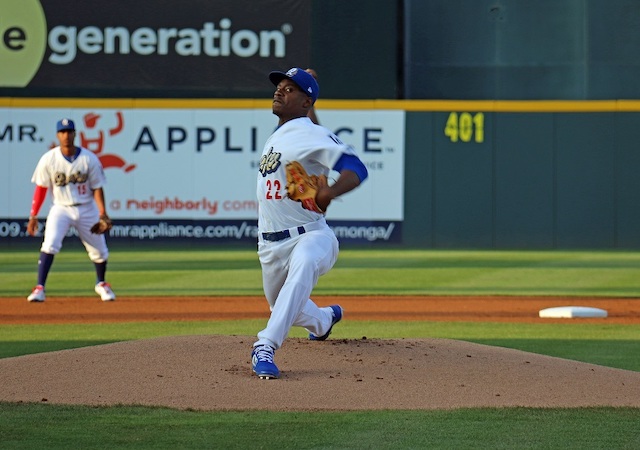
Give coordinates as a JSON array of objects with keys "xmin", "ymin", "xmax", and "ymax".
[
  {"xmin": 37, "ymin": 252, "xmax": 54, "ymax": 286},
  {"xmin": 94, "ymin": 261, "xmax": 107, "ymax": 283}
]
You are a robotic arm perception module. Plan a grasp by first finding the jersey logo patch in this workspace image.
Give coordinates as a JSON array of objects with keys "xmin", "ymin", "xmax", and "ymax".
[
  {"xmin": 54, "ymin": 171, "xmax": 88, "ymax": 187},
  {"xmin": 259, "ymin": 147, "xmax": 282, "ymax": 177}
]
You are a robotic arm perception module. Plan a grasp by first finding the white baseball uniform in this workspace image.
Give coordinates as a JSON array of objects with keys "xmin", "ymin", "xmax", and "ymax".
[
  {"xmin": 255, "ymin": 116, "xmax": 357, "ymax": 350},
  {"xmin": 32, "ymin": 146, "xmax": 109, "ymax": 262}
]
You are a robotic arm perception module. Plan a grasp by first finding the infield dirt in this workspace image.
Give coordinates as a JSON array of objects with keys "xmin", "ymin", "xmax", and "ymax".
[{"xmin": 1, "ymin": 295, "xmax": 639, "ymax": 410}]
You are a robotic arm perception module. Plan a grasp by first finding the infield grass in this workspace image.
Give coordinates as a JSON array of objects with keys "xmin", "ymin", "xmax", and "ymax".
[
  {"xmin": 3, "ymin": 248, "xmax": 640, "ymax": 297},
  {"xmin": 0, "ymin": 320, "xmax": 638, "ymax": 371},
  {"xmin": 0, "ymin": 248, "xmax": 639, "ymax": 448}
]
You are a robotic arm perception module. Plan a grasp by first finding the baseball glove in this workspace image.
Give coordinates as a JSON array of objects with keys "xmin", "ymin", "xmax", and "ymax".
[
  {"xmin": 285, "ymin": 161, "xmax": 327, "ymax": 213},
  {"xmin": 90, "ymin": 215, "xmax": 113, "ymax": 234}
]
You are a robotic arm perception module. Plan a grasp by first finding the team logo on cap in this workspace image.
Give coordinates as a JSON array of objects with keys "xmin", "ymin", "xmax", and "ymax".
[{"xmin": 285, "ymin": 67, "xmax": 314, "ymax": 95}]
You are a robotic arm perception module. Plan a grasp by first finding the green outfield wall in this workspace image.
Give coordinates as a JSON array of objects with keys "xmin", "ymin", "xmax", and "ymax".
[
  {"xmin": 403, "ymin": 100, "xmax": 640, "ymax": 249},
  {"xmin": 403, "ymin": 0, "xmax": 640, "ymax": 100},
  {"xmin": 3, "ymin": 99, "xmax": 639, "ymax": 250},
  {"xmin": 3, "ymin": 0, "xmax": 640, "ymax": 249}
]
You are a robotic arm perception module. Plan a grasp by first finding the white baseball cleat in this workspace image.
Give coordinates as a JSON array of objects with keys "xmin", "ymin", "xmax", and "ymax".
[
  {"xmin": 27, "ymin": 285, "xmax": 46, "ymax": 302},
  {"xmin": 95, "ymin": 282, "xmax": 116, "ymax": 301}
]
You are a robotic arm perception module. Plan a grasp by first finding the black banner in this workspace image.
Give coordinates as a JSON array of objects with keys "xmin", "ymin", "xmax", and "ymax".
[
  {"xmin": 2, "ymin": 0, "xmax": 310, "ymax": 97},
  {"xmin": 0, "ymin": 218, "xmax": 401, "ymax": 247}
]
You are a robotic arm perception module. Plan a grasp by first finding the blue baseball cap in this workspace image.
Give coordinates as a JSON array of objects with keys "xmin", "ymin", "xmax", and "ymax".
[
  {"xmin": 269, "ymin": 67, "xmax": 319, "ymax": 103},
  {"xmin": 56, "ymin": 118, "xmax": 75, "ymax": 132}
]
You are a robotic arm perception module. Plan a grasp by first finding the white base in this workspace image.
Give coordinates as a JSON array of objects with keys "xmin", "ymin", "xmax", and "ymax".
[{"xmin": 539, "ymin": 306, "xmax": 608, "ymax": 318}]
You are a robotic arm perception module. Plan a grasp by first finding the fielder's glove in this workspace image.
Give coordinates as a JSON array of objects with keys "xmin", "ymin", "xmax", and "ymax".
[
  {"xmin": 285, "ymin": 161, "xmax": 327, "ymax": 213},
  {"xmin": 91, "ymin": 214, "xmax": 113, "ymax": 234}
]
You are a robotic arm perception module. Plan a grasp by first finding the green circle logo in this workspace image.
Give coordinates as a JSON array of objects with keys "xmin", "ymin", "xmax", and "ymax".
[{"xmin": 0, "ymin": 0, "xmax": 47, "ymax": 87}]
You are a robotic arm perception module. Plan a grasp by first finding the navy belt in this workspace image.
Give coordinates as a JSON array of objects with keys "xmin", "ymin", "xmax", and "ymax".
[{"xmin": 262, "ymin": 226, "xmax": 306, "ymax": 242}]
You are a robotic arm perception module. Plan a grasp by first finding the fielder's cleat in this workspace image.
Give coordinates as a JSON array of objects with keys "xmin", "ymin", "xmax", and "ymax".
[
  {"xmin": 27, "ymin": 285, "xmax": 46, "ymax": 302},
  {"xmin": 309, "ymin": 305, "xmax": 343, "ymax": 341},
  {"xmin": 95, "ymin": 282, "xmax": 116, "ymax": 301},
  {"xmin": 252, "ymin": 345, "xmax": 279, "ymax": 379}
]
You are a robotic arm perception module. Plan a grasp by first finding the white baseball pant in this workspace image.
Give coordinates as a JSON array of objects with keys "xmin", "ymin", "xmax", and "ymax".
[
  {"xmin": 256, "ymin": 225, "xmax": 339, "ymax": 349},
  {"xmin": 40, "ymin": 203, "xmax": 109, "ymax": 262}
]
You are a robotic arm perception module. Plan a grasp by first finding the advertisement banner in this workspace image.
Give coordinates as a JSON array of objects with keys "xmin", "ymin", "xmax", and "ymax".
[
  {"xmin": 1, "ymin": 0, "xmax": 310, "ymax": 94},
  {"xmin": 1, "ymin": 105, "xmax": 404, "ymax": 244}
]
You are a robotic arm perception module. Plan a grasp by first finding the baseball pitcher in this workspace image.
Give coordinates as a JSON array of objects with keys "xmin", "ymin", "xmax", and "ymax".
[{"xmin": 251, "ymin": 68, "xmax": 368, "ymax": 379}]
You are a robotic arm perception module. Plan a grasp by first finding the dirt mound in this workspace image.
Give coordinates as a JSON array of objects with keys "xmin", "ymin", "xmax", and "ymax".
[{"xmin": 1, "ymin": 335, "xmax": 639, "ymax": 411}]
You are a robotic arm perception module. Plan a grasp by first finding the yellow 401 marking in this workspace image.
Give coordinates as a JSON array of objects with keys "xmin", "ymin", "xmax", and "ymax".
[{"xmin": 444, "ymin": 112, "xmax": 484, "ymax": 143}]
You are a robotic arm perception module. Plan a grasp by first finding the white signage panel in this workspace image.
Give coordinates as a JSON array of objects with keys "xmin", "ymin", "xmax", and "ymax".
[{"xmin": 2, "ymin": 107, "xmax": 404, "ymax": 222}]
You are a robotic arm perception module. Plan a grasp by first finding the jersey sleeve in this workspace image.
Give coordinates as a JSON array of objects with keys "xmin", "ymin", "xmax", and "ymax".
[
  {"xmin": 332, "ymin": 153, "xmax": 368, "ymax": 182},
  {"xmin": 31, "ymin": 153, "xmax": 53, "ymax": 188},
  {"xmin": 86, "ymin": 150, "xmax": 107, "ymax": 189},
  {"xmin": 303, "ymin": 125, "xmax": 356, "ymax": 172}
]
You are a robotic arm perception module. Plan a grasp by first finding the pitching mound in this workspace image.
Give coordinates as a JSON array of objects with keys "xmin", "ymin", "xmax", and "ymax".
[{"xmin": 1, "ymin": 335, "xmax": 639, "ymax": 411}]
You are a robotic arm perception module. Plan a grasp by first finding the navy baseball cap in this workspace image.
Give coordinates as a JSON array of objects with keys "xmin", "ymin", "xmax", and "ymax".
[
  {"xmin": 56, "ymin": 118, "xmax": 75, "ymax": 132},
  {"xmin": 269, "ymin": 67, "xmax": 319, "ymax": 103}
]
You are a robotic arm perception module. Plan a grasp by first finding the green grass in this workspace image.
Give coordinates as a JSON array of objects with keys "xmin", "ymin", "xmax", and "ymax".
[
  {"xmin": 1, "ymin": 404, "xmax": 638, "ymax": 449},
  {"xmin": 0, "ymin": 320, "xmax": 638, "ymax": 371},
  {"xmin": 3, "ymin": 248, "xmax": 640, "ymax": 296},
  {"xmin": 0, "ymin": 248, "xmax": 639, "ymax": 448}
]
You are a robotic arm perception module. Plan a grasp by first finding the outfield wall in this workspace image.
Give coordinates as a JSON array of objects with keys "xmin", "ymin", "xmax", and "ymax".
[
  {"xmin": 2, "ymin": 99, "xmax": 640, "ymax": 249},
  {"xmin": 6, "ymin": 1, "xmax": 640, "ymax": 101},
  {"xmin": 403, "ymin": 100, "xmax": 640, "ymax": 249},
  {"xmin": 0, "ymin": 98, "xmax": 403, "ymax": 248}
]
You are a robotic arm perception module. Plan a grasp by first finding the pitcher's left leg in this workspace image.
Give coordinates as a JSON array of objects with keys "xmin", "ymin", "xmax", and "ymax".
[{"xmin": 256, "ymin": 229, "xmax": 338, "ymax": 349}]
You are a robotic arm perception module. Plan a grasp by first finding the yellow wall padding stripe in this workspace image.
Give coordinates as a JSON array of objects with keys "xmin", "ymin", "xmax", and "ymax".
[{"xmin": 3, "ymin": 98, "xmax": 640, "ymax": 112}]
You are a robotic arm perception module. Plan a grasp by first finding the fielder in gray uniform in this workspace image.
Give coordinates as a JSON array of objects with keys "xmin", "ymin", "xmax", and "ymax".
[
  {"xmin": 26, "ymin": 118, "xmax": 116, "ymax": 302},
  {"xmin": 252, "ymin": 68, "xmax": 368, "ymax": 379}
]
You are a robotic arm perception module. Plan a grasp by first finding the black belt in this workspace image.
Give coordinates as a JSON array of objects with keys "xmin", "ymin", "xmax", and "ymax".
[{"xmin": 262, "ymin": 226, "xmax": 306, "ymax": 242}]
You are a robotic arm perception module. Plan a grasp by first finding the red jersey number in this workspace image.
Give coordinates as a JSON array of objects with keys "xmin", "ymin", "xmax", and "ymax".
[{"xmin": 265, "ymin": 179, "xmax": 283, "ymax": 200}]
